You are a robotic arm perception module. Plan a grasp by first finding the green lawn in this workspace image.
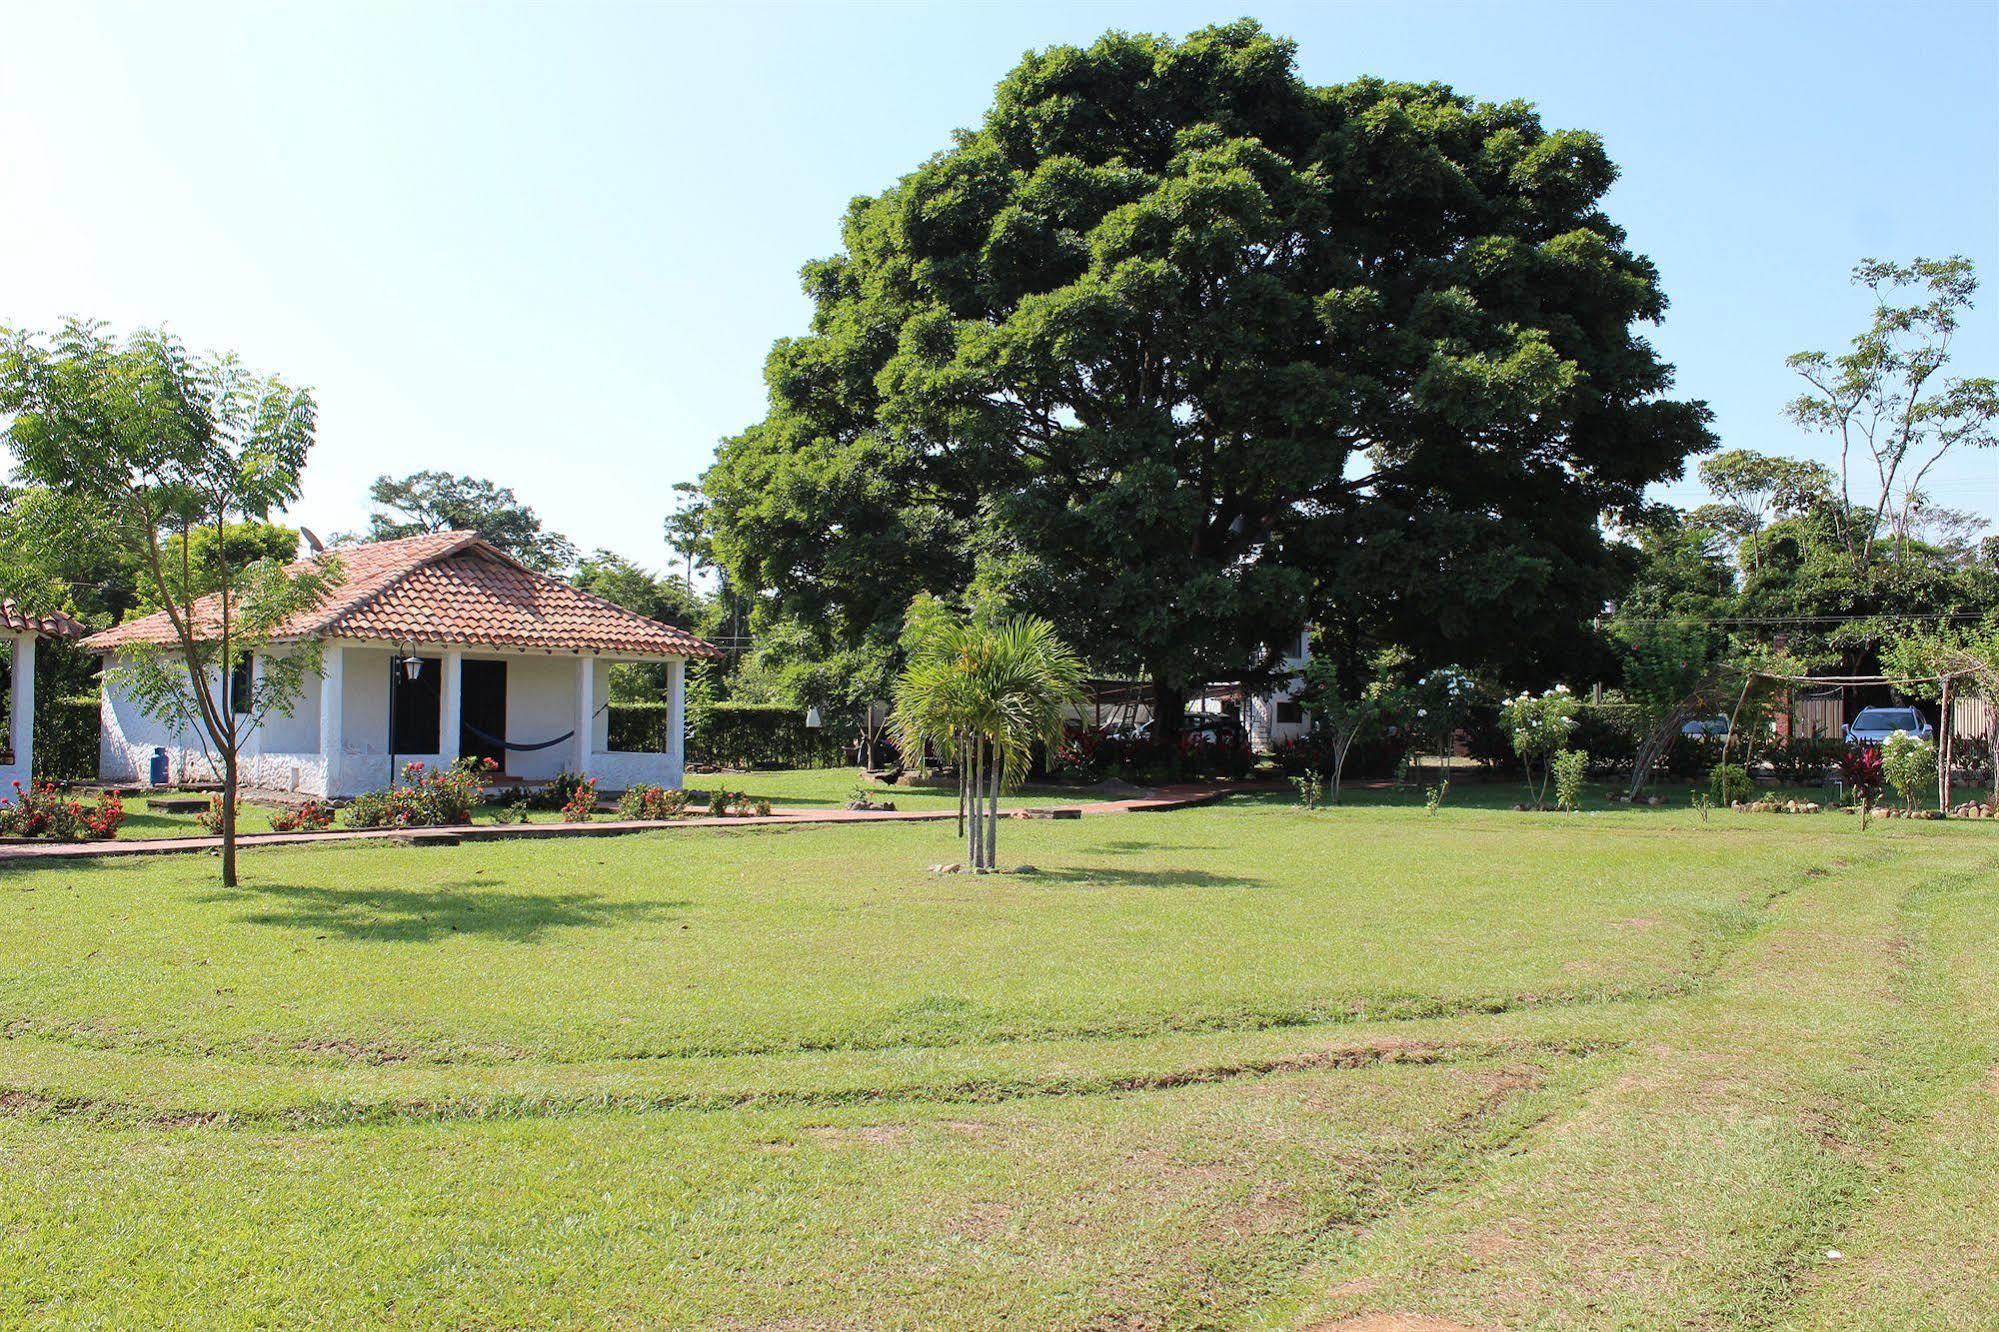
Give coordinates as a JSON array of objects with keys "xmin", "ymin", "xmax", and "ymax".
[{"xmin": 1, "ymin": 789, "xmax": 1994, "ymax": 1327}]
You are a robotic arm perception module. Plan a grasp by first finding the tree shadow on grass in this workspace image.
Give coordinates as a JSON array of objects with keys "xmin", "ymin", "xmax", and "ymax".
[
  {"xmin": 201, "ymin": 881, "xmax": 684, "ymax": 943},
  {"xmin": 1031, "ymin": 865, "xmax": 1260, "ymax": 890}
]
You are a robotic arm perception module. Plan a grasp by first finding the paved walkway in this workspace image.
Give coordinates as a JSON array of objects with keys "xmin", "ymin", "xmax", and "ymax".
[{"xmin": 0, "ymin": 783, "xmax": 1279, "ymax": 864}]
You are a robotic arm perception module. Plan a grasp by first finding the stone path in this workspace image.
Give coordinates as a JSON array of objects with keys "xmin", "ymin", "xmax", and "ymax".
[{"xmin": 0, "ymin": 783, "xmax": 1277, "ymax": 864}]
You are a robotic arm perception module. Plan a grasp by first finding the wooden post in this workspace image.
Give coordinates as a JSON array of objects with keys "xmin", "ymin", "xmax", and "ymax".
[{"xmin": 1940, "ymin": 676, "xmax": 1953, "ymax": 815}]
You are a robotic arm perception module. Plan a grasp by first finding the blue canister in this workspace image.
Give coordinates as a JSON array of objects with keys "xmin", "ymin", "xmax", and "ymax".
[{"xmin": 148, "ymin": 747, "xmax": 169, "ymax": 786}]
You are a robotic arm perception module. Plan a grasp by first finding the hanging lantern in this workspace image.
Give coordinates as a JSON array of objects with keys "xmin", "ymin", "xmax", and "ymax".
[
  {"xmin": 804, "ymin": 705, "xmax": 823, "ymax": 729},
  {"xmin": 399, "ymin": 647, "xmax": 425, "ymax": 681}
]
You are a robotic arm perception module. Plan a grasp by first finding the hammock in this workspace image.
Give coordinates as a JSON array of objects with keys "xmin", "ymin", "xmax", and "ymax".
[{"xmin": 462, "ymin": 721, "xmax": 574, "ymax": 753}]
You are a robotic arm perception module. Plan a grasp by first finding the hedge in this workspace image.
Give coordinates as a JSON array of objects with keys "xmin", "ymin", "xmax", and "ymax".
[
  {"xmin": 692, "ymin": 702, "xmax": 844, "ymax": 769},
  {"xmin": 34, "ymin": 696, "xmax": 100, "ymax": 782}
]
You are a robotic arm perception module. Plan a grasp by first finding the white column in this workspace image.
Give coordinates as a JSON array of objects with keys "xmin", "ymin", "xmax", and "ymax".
[
  {"xmin": 439, "ymin": 649, "xmax": 463, "ymax": 766},
  {"xmin": 574, "ymin": 654, "xmax": 595, "ymax": 777},
  {"xmin": 317, "ymin": 642, "xmax": 344, "ymax": 796},
  {"xmin": 666, "ymin": 657, "xmax": 686, "ymax": 789},
  {"xmin": 11, "ymin": 636, "xmax": 35, "ymax": 778}
]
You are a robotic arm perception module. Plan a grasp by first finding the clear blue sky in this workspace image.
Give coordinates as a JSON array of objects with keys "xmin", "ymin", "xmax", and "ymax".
[{"xmin": 3, "ymin": 0, "xmax": 1994, "ymax": 570}]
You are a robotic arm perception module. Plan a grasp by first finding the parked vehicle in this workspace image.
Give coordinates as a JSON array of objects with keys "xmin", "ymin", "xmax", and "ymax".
[
  {"xmin": 1843, "ymin": 706, "xmax": 1934, "ymax": 746},
  {"xmin": 1680, "ymin": 716, "xmax": 1731, "ymax": 738}
]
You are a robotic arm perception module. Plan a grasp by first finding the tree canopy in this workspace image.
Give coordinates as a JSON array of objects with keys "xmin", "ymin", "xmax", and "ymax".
[
  {"xmin": 705, "ymin": 20, "xmax": 1714, "ymax": 728},
  {"xmin": 358, "ymin": 471, "xmax": 576, "ymax": 573}
]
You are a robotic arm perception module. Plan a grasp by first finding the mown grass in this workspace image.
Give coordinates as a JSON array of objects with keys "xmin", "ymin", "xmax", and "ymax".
[{"xmin": 1, "ymin": 789, "xmax": 1995, "ymax": 1328}]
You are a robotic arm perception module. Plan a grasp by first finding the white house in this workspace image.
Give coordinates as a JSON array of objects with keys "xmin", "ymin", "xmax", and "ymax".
[
  {"xmin": 1243, "ymin": 629, "xmax": 1312, "ymax": 750},
  {"xmin": 84, "ymin": 531, "xmax": 722, "ymax": 797},
  {"xmin": 0, "ymin": 599, "xmax": 88, "ymax": 789}
]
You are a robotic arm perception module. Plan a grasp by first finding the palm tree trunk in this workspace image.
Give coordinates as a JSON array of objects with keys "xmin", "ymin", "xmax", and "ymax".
[
  {"xmin": 955, "ymin": 732, "xmax": 966, "ymax": 839},
  {"xmin": 986, "ymin": 740, "xmax": 1001, "ymax": 870},
  {"xmin": 967, "ymin": 737, "xmax": 983, "ymax": 869}
]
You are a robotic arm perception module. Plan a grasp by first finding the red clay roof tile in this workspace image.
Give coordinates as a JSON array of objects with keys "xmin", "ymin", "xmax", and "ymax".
[
  {"xmin": 81, "ymin": 531, "xmax": 722, "ymax": 660},
  {"xmin": 0, "ymin": 600, "xmax": 87, "ymax": 639}
]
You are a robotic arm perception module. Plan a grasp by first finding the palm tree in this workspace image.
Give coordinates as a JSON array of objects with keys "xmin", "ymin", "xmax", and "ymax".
[{"xmin": 893, "ymin": 608, "xmax": 1086, "ymax": 871}]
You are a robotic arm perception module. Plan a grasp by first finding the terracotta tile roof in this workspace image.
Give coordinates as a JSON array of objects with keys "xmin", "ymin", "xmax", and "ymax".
[
  {"xmin": 0, "ymin": 600, "xmax": 87, "ymax": 639},
  {"xmin": 81, "ymin": 531, "xmax": 722, "ymax": 660}
]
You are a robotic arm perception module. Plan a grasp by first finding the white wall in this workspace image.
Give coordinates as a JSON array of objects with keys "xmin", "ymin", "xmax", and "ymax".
[
  {"xmin": 0, "ymin": 635, "xmax": 32, "ymax": 791},
  {"xmin": 99, "ymin": 641, "xmax": 693, "ymax": 797}
]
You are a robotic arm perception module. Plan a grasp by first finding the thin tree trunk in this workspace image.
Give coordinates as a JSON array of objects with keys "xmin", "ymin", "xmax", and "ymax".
[
  {"xmin": 221, "ymin": 750, "xmax": 238, "ymax": 888},
  {"xmin": 967, "ymin": 738, "xmax": 983, "ymax": 870},
  {"xmin": 955, "ymin": 733, "xmax": 966, "ymax": 840},
  {"xmin": 986, "ymin": 740, "xmax": 1001, "ymax": 870},
  {"xmin": 1940, "ymin": 679, "xmax": 1952, "ymax": 814}
]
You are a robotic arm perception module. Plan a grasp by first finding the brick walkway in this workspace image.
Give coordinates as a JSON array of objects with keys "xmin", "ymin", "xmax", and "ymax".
[{"xmin": 0, "ymin": 783, "xmax": 1278, "ymax": 864}]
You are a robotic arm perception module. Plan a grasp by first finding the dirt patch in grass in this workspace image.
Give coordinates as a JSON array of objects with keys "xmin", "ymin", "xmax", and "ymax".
[
  {"xmin": 1309, "ymin": 1316, "xmax": 1486, "ymax": 1331},
  {"xmin": 292, "ymin": 1037, "xmax": 410, "ymax": 1065},
  {"xmin": 802, "ymin": 1122, "xmax": 910, "ymax": 1148}
]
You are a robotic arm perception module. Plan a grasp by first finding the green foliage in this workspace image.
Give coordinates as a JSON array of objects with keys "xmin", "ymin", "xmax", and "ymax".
[
  {"xmin": 0, "ymin": 318, "xmax": 328, "ymax": 886},
  {"xmin": 705, "ymin": 20, "xmax": 1713, "ymax": 716},
  {"xmin": 560, "ymin": 777, "xmax": 600, "ymax": 823},
  {"xmin": 1786, "ymin": 257, "xmax": 1998, "ymax": 569},
  {"xmin": 1500, "ymin": 687, "xmax": 1579, "ymax": 808},
  {"xmin": 1290, "ymin": 771, "xmax": 1324, "ymax": 810},
  {"xmin": 33, "ymin": 694, "xmax": 101, "ymax": 782},
  {"xmin": 359, "ymin": 471, "xmax": 576, "ymax": 573},
  {"xmin": 0, "ymin": 780, "xmax": 123, "ymax": 840},
  {"xmin": 267, "ymin": 799, "xmax": 334, "ymax": 833},
  {"xmin": 341, "ymin": 758, "xmax": 492, "ymax": 829},
  {"xmin": 1881, "ymin": 730, "xmax": 1936, "ymax": 813},
  {"xmin": 1551, "ymin": 750, "xmax": 1589, "ymax": 812},
  {"xmin": 692, "ymin": 702, "xmax": 845, "ymax": 770},
  {"xmin": 615, "ymin": 784, "xmax": 691, "ymax": 821},
  {"xmin": 892, "ymin": 600, "xmax": 1087, "ymax": 869},
  {"xmin": 1709, "ymin": 762, "xmax": 1754, "ymax": 806}
]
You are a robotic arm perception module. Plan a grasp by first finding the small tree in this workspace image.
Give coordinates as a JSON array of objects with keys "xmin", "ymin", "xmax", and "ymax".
[
  {"xmin": 1500, "ymin": 687, "xmax": 1579, "ymax": 810},
  {"xmin": 0, "ymin": 320, "xmax": 333, "ymax": 886},
  {"xmin": 1294, "ymin": 652, "xmax": 1391, "ymax": 806},
  {"xmin": 1610, "ymin": 619, "xmax": 1731, "ymax": 801},
  {"xmin": 892, "ymin": 603, "xmax": 1085, "ymax": 871},
  {"xmin": 1881, "ymin": 731, "xmax": 1935, "ymax": 815}
]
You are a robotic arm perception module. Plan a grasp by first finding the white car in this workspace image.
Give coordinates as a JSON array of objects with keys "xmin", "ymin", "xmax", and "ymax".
[{"xmin": 1843, "ymin": 706, "xmax": 1934, "ymax": 746}]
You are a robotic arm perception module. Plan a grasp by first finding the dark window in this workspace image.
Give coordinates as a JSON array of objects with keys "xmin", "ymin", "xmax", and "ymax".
[
  {"xmin": 228, "ymin": 654, "xmax": 254, "ymax": 715},
  {"xmin": 1275, "ymin": 699, "xmax": 1304, "ymax": 725},
  {"xmin": 390, "ymin": 656, "xmax": 442, "ymax": 754}
]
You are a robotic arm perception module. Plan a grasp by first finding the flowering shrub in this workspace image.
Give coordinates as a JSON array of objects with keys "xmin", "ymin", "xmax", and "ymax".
[
  {"xmin": 0, "ymin": 781, "xmax": 124, "ymax": 841},
  {"xmin": 269, "ymin": 799, "xmax": 335, "ymax": 833},
  {"xmin": 194, "ymin": 794, "xmax": 230, "ymax": 834},
  {"xmin": 1881, "ymin": 731, "xmax": 1935, "ymax": 814},
  {"xmin": 615, "ymin": 784, "xmax": 691, "ymax": 820},
  {"xmin": 342, "ymin": 757, "xmax": 495, "ymax": 829},
  {"xmin": 561, "ymin": 777, "xmax": 599, "ymax": 822},
  {"xmin": 1500, "ymin": 687, "xmax": 1579, "ymax": 809}
]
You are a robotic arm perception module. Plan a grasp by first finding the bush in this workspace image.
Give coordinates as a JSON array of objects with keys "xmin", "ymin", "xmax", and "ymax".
[
  {"xmin": 33, "ymin": 695, "xmax": 100, "ymax": 782},
  {"xmin": 194, "ymin": 794, "xmax": 229, "ymax": 834},
  {"xmin": 1881, "ymin": 731, "xmax": 1936, "ymax": 813},
  {"xmin": 691, "ymin": 702, "xmax": 844, "ymax": 769},
  {"xmin": 1552, "ymin": 749, "xmax": 1589, "ymax": 812},
  {"xmin": 1709, "ymin": 762, "xmax": 1754, "ymax": 806},
  {"xmin": 607, "ymin": 703, "xmax": 670, "ymax": 754},
  {"xmin": 1766, "ymin": 734, "xmax": 1844, "ymax": 786},
  {"xmin": 342, "ymin": 757, "xmax": 493, "ymax": 829},
  {"xmin": 269, "ymin": 799, "xmax": 335, "ymax": 832},
  {"xmin": 615, "ymin": 783, "xmax": 691, "ymax": 820},
  {"xmin": 1838, "ymin": 745, "xmax": 1885, "ymax": 804},
  {"xmin": 0, "ymin": 780, "xmax": 123, "ymax": 841},
  {"xmin": 561, "ymin": 777, "xmax": 600, "ymax": 822}
]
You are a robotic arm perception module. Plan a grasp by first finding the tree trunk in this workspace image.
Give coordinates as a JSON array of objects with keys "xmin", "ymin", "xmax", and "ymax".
[
  {"xmin": 966, "ymin": 738, "xmax": 982, "ymax": 870},
  {"xmin": 955, "ymin": 733, "xmax": 966, "ymax": 840},
  {"xmin": 1150, "ymin": 678, "xmax": 1185, "ymax": 748},
  {"xmin": 986, "ymin": 740, "xmax": 1001, "ymax": 871},
  {"xmin": 1940, "ymin": 679, "xmax": 1952, "ymax": 814},
  {"xmin": 221, "ymin": 750, "xmax": 238, "ymax": 888}
]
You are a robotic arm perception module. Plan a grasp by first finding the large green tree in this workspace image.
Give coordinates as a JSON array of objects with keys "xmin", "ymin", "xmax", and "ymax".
[
  {"xmin": 706, "ymin": 21, "xmax": 1713, "ymax": 730},
  {"xmin": 357, "ymin": 471, "xmax": 576, "ymax": 573}
]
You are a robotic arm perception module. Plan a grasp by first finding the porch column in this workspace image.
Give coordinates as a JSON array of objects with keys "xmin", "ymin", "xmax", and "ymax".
[
  {"xmin": 317, "ymin": 642, "xmax": 344, "ymax": 795},
  {"xmin": 439, "ymin": 649, "xmax": 463, "ymax": 766},
  {"xmin": 574, "ymin": 654, "xmax": 595, "ymax": 777},
  {"xmin": 666, "ymin": 657, "xmax": 686, "ymax": 788},
  {"xmin": 11, "ymin": 636, "xmax": 34, "ymax": 778}
]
